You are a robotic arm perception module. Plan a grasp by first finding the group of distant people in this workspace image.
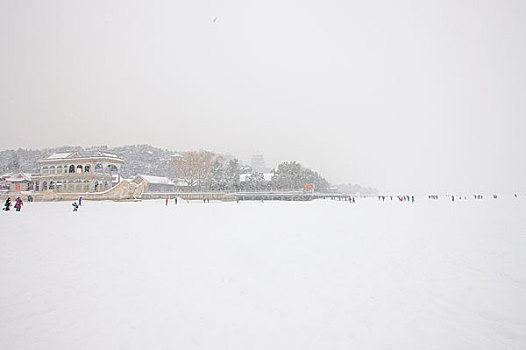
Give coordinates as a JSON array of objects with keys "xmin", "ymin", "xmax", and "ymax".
[
  {"xmin": 369, "ymin": 193, "xmax": 514, "ymax": 202},
  {"xmin": 426, "ymin": 194, "xmax": 507, "ymax": 201},
  {"xmin": 3, "ymin": 197, "xmax": 24, "ymax": 212},
  {"xmin": 165, "ymin": 197, "xmax": 180, "ymax": 205},
  {"xmin": 164, "ymin": 197, "xmax": 214, "ymax": 204},
  {"xmin": 397, "ymin": 195, "xmax": 415, "ymax": 202},
  {"xmin": 452, "ymin": 194, "xmax": 498, "ymax": 201},
  {"xmin": 3, "ymin": 191, "xmax": 522, "ymax": 214},
  {"xmin": 3, "ymin": 196, "xmax": 85, "ymax": 213}
]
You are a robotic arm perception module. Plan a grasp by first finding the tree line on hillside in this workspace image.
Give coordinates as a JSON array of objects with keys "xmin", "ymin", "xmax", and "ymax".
[
  {"xmin": 171, "ymin": 150, "xmax": 330, "ymax": 192},
  {"xmin": 0, "ymin": 145, "xmax": 376, "ymax": 194}
]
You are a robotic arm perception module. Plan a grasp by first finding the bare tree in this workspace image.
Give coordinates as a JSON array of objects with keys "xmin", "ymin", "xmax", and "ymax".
[{"xmin": 171, "ymin": 151, "xmax": 214, "ymax": 191}]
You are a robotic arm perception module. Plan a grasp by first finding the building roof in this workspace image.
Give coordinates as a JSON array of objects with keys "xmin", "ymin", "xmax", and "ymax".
[
  {"xmin": 40, "ymin": 151, "xmax": 124, "ymax": 163},
  {"xmin": 100, "ymin": 152, "xmax": 119, "ymax": 158},
  {"xmin": 136, "ymin": 175, "xmax": 175, "ymax": 185},
  {"xmin": 172, "ymin": 178, "xmax": 190, "ymax": 186},
  {"xmin": 46, "ymin": 152, "xmax": 77, "ymax": 160},
  {"xmin": 5, "ymin": 172, "xmax": 32, "ymax": 182}
]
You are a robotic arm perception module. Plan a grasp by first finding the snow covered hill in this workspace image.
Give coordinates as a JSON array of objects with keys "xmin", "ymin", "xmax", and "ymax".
[{"xmin": 1, "ymin": 197, "xmax": 525, "ymax": 349}]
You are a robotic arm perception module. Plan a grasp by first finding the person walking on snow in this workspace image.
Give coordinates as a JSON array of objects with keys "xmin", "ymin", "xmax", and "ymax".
[
  {"xmin": 14, "ymin": 197, "xmax": 23, "ymax": 212},
  {"xmin": 3, "ymin": 197, "xmax": 12, "ymax": 211}
]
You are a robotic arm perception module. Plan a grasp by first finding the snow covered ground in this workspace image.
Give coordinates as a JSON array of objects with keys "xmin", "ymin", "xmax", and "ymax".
[{"xmin": 1, "ymin": 197, "xmax": 525, "ymax": 349}]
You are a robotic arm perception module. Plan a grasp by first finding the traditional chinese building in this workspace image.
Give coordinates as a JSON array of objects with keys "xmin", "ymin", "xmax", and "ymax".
[
  {"xmin": 32, "ymin": 151, "xmax": 124, "ymax": 193},
  {"xmin": 132, "ymin": 175, "xmax": 177, "ymax": 193},
  {"xmin": 4, "ymin": 172, "xmax": 33, "ymax": 192}
]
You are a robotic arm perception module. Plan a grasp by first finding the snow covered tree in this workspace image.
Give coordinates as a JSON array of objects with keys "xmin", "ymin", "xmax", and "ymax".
[
  {"xmin": 224, "ymin": 159, "xmax": 240, "ymax": 191},
  {"xmin": 301, "ymin": 168, "xmax": 330, "ymax": 193},
  {"xmin": 244, "ymin": 171, "xmax": 266, "ymax": 191},
  {"xmin": 171, "ymin": 151, "xmax": 214, "ymax": 191},
  {"xmin": 204, "ymin": 157, "xmax": 240, "ymax": 191},
  {"xmin": 271, "ymin": 161, "xmax": 330, "ymax": 192},
  {"xmin": 7, "ymin": 151, "xmax": 20, "ymax": 172},
  {"xmin": 208, "ymin": 157, "xmax": 227, "ymax": 191},
  {"xmin": 271, "ymin": 161, "xmax": 304, "ymax": 190}
]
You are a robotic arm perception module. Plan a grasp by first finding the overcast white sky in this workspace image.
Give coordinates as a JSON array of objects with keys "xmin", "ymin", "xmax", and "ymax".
[{"xmin": 1, "ymin": 0, "xmax": 525, "ymax": 193}]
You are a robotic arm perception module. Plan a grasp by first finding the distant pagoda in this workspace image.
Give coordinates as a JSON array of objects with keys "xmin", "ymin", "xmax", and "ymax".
[{"xmin": 250, "ymin": 154, "xmax": 268, "ymax": 173}]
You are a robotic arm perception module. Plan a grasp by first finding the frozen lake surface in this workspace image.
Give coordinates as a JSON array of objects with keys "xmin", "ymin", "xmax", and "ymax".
[{"xmin": 1, "ymin": 197, "xmax": 525, "ymax": 349}]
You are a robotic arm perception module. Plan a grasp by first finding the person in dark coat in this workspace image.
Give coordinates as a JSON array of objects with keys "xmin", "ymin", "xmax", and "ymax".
[
  {"xmin": 72, "ymin": 202, "xmax": 79, "ymax": 212},
  {"xmin": 14, "ymin": 197, "xmax": 23, "ymax": 212},
  {"xmin": 3, "ymin": 197, "xmax": 11, "ymax": 211}
]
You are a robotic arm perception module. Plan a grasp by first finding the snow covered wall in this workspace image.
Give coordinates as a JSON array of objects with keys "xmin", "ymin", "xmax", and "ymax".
[{"xmin": 0, "ymin": 197, "xmax": 525, "ymax": 349}]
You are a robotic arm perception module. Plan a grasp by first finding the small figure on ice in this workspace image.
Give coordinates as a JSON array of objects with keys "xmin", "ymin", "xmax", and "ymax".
[
  {"xmin": 72, "ymin": 202, "xmax": 79, "ymax": 212},
  {"xmin": 14, "ymin": 197, "xmax": 23, "ymax": 212},
  {"xmin": 3, "ymin": 197, "xmax": 12, "ymax": 211}
]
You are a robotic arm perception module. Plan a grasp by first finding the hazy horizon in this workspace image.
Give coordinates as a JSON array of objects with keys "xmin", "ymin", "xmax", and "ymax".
[{"xmin": 2, "ymin": 0, "xmax": 525, "ymax": 193}]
